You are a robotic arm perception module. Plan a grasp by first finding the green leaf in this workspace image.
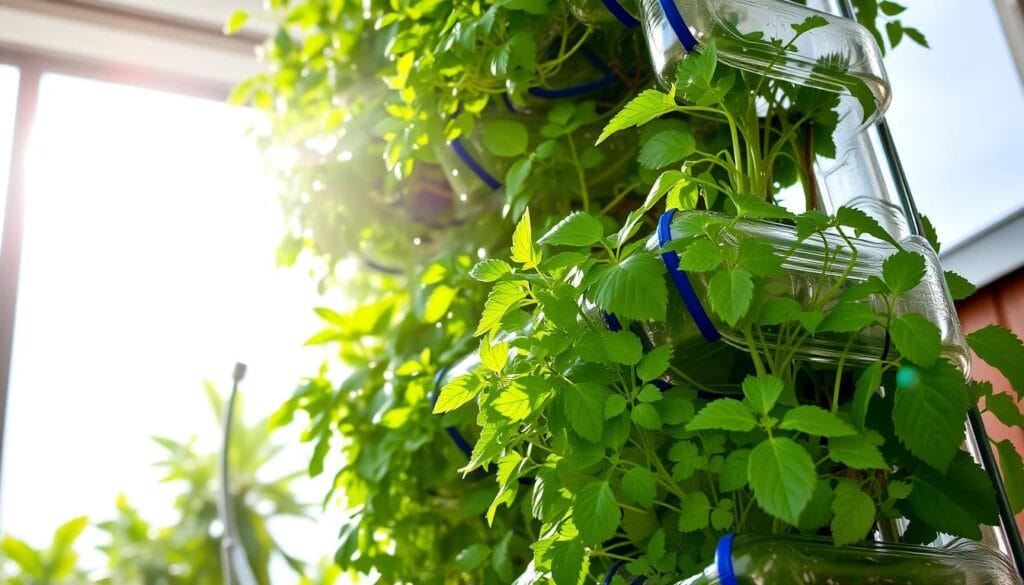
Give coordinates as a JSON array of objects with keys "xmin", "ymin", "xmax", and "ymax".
[
  {"xmin": 908, "ymin": 452, "xmax": 998, "ymax": 539},
  {"xmin": 730, "ymin": 193, "xmax": 796, "ymax": 220},
  {"xmin": 505, "ymin": 157, "xmax": 532, "ymax": 200},
  {"xmin": 604, "ymin": 394, "xmax": 627, "ymax": 419},
  {"xmin": 742, "ymin": 375, "xmax": 784, "ymax": 415},
  {"xmin": 835, "ymin": 206, "xmax": 900, "ymax": 248},
  {"xmin": 831, "ymin": 480, "xmax": 875, "ymax": 546},
  {"xmin": 829, "ymin": 434, "xmax": 888, "ymax": 470},
  {"xmin": 497, "ymin": 451, "xmax": 523, "ymax": 488},
  {"xmin": 792, "ymin": 14, "xmax": 829, "ymax": 35},
  {"xmin": 480, "ymin": 338, "xmax": 509, "ymax": 373},
  {"xmin": 968, "ymin": 325, "xmax": 1024, "ymax": 399},
  {"xmin": 539, "ymin": 212, "xmax": 604, "ymax": 247},
  {"xmin": 565, "ymin": 383, "xmax": 610, "ymax": 443},
  {"xmin": 424, "ymin": 285, "xmax": 457, "ymax": 323},
  {"xmin": 687, "ymin": 399, "xmax": 756, "ymax": 432},
  {"xmin": 223, "ymin": 10, "xmax": 249, "ymax": 34},
  {"xmin": 471, "ymin": 259, "xmax": 511, "ymax": 282},
  {"xmin": 747, "ymin": 437, "xmax": 817, "ymax": 525},
  {"xmin": 880, "ymin": 1, "xmax": 907, "ymax": 16},
  {"xmin": 1, "ymin": 536, "xmax": 44, "ymax": 577},
  {"xmin": 893, "ymin": 360, "xmax": 968, "ymax": 472},
  {"xmin": 573, "ymin": 480, "xmax": 620, "ymax": 545},
  {"xmin": 636, "ymin": 384, "xmax": 663, "ymax": 403},
  {"xmin": 944, "ymin": 271, "xmax": 976, "ymax": 300},
  {"xmin": 493, "ymin": 384, "xmax": 532, "ymax": 422},
  {"xmin": 711, "ymin": 501, "xmax": 735, "ymax": 531},
  {"xmin": 631, "ymin": 403, "xmax": 663, "ymax": 430},
  {"xmin": 677, "ymin": 240, "xmax": 722, "ymax": 272},
  {"xmin": 986, "ymin": 392, "xmax": 1024, "ymax": 428},
  {"xmin": 707, "ymin": 268, "xmax": 754, "ymax": 327},
  {"xmin": 475, "ymin": 281, "xmax": 527, "ymax": 337},
  {"xmin": 737, "ymin": 238, "xmax": 782, "ymax": 276},
  {"xmin": 637, "ymin": 346, "xmax": 672, "ymax": 382},
  {"xmin": 598, "ymin": 89, "xmax": 676, "ymax": 143},
  {"xmin": 455, "ymin": 543, "xmax": 491, "ymax": 571},
  {"xmin": 921, "ymin": 213, "xmax": 941, "ymax": 252},
  {"xmin": 590, "ymin": 253, "xmax": 668, "ymax": 321},
  {"xmin": 758, "ymin": 297, "xmax": 801, "ymax": 326},
  {"xmin": 678, "ymin": 492, "xmax": 711, "ymax": 532},
  {"xmin": 620, "ymin": 467, "xmax": 657, "ymax": 508},
  {"xmin": 720, "ymin": 449, "xmax": 751, "ymax": 492},
  {"xmin": 851, "ymin": 362, "xmax": 882, "ymax": 430},
  {"xmin": 599, "ymin": 331, "xmax": 644, "ymax": 366},
  {"xmin": 481, "ymin": 119, "xmax": 529, "ymax": 157},
  {"xmin": 549, "ymin": 539, "xmax": 586, "ymax": 585},
  {"xmin": 779, "ymin": 405, "xmax": 856, "ymax": 437},
  {"xmin": 997, "ymin": 440, "xmax": 1024, "ymax": 513},
  {"xmin": 433, "ymin": 374, "xmax": 482, "ymax": 414},
  {"xmin": 511, "ymin": 209, "xmax": 540, "ymax": 269},
  {"xmin": 904, "ymin": 26, "xmax": 929, "ymax": 48},
  {"xmin": 882, "ymin": 250, "xmax": 926, "ymax": 296},
  {"xmin": 638, "ymin": 129, "xmax": 696, "ymax": 169},
  {"xmin": 890, "ymin": 313, "xmax": 941, "ymax": 367},
  {"xmin": 798, "ymin": 480, "xmax": 835, "ymax": 534},
  {"xmin": 818, "ymin": 302, "xmax": 877, "ymax": 333}
]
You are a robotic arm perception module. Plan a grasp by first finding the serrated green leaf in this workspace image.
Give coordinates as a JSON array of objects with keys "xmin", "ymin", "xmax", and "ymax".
[
  {"xmin": 471, "ymin": 259, "xmax": 511, "ymax": 282},
  {"xmin": 598, "ymin": 89, "xmax": 676, "ymax": 143},
  {"xmin": 639, "ymin": 129, "xmax": 695, "ymax": 169},
  {"xmin": 748, "ymin": 437, "xmax": 817, "ymax": 525},
  {"xmin": 818, "ymin": 302, "xmax": 877, "ymax": 333},
  {"xmin": 637, "ymin": 346, "xmax": 672, "ymax": 382},
  {"xmin": 631, "ymin": 403, "xmax": 663, "ymax": 430},
  {"xmin": 730, "ymin": 193, "xmax": 796, "ymax": 220},
  {"xmin": 636, "ymin": 384, "xmax": 663, "ymax": 403},
  {"xmin": 707, "ymin": 268, "xmax": 754, "ymax": 327},
  {"xmin": 996, "ymin": 440, "xmax": 1024, "ymax": 513},
  {"xmin": 737, "ymin": 237, "xmax": 782, "ymax": 276},
  {"xmin": 565, "ymin": 383, "xmax": 610, "ymax": 443},
  {"xmin": 851, "ymin": 362, "xmax": 882, "ymax": 430},
  {"xmin": 549, "ymin": 539, "xmax": 586, "ymax": 585},
  {"xmin": 600, "ymin": 330, "xmax": 644, "ymax": 365},
  {"xmin": 481, "ymin": 119, "xmax": 528, "ymax": 157},
  {"xmin": 894, "ymin": 360, "xmax": 968, "ymax": 472},
  {"xmin": 539, "ymin": 212, "xmax": 604, "ymax": 247},
  {"xmin": 480, "ymin": 338, "xmax": 509, "ymax": 373},
  {"xmin": 831, "ymin": 480, "xmax": 875, "ymax": 546},
  {"xmin": 493, "ymin": 384, "xmax": 533, "ymax": 422},
  {"xmin": 882, "ymin": 250, "xmax": 926, "ymax": 296},
  {"xmin": 758, "ymin": 297, "xmax": 801, "ymax": 326},
  {"xmin": 573, "ymin": 480, "xmax": 620, "ymax": 545},
  {"xmin": 620, "ymin": 467, "xmax": 657, "ymax": 508},
  {"xmin": 968, "ymin": 325, "xmax": 1024, "ymax": 400},
  {"xmin": 944, "ymin": 271, "xmax": 976, "ymax": 301},
  {"xmin": 986, "ymin": 392, "xmax": 1024, "ymax": 428},
  {"xmin": 829, "ymin": 434, "xmax": 888, "ymax": 470},
  {"xmin": 433, "ymin": 374, "xmax": 482, "ymax": 413},
  {"xmin": 678, "ymin": 492, "xmax": 711, "ymax": 532},
  {"xmin": 742, "ymin": 375, "xmax": 784, "ymax": 415},
  {"xmin": 835, "ymin": 206, "xmax": 900, "ymax": 248},
  {"xmin": 590, "ymin": 253, "xmax": 668, "ymax": 321},
  {"xmin": 604, "ymin": 394, "xmax": 627, "ymax": 419},
  {"xmin": 688, "ymin": 399, "xmax": 756, "ymax": 432},
  {"xmin": 720, "ymin": 449, "xmax": 751, "ymax": 492},
  {"xmin": 475, "ymin": 281, "xmax": 527, "ymax": 337},
  {"xmin": 711, "ymin": 502, "xmax": 735, "ymax": 531},
  {"xmin": 779, "ymin": 405, "xmax": 856, "ymax": 437},
  {"xmin": 797, "ymin": 479, "xmax": 834, "ymax": 534},
  {"xmin": 792, "ymin": 14, "xmax": 829, "ymax": 35},
  {"xmin": 891, "ymin": 313, "xmax": 941, "ymax": 367},
  {"xmin": 908, "ymin": 451, "xmax": 998, "ymax": 539},
  {"xmin": 511, "ymin": 209, "xmax": 540, "ymax": 268},
  {"xmin": 677, "ymin": 239, "xmax": 722, "ymax": 272}
]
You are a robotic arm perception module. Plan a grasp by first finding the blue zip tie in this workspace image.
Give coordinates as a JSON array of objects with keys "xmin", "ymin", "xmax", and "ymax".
[
  {"xmin": 449, "ymin": 138, "xmax": 502, "ymax": 191},
  {"xmin": 658, "ymin": 0, "xmax": 699, "ymax": 52},
  {"xmin": 603, "ymin": 312, "xmax": 623, "ymax": 332},
  {"xmin": 658, "ymin": 210, "xmax": 721, "ymax": 342},
  {"xmin": 363, "ymin": 256, "xmax": 405, "ymax": 275},
  {"xmin": 601, "ymin": 0, "xmax": 641, "ymax": 28},
  {"xmin": 717, "ymin": 534, "xmax": 737, "ymax": 585},
  {"xmin": 603, "ymin": 560, "xmax": 625, "ymax": 585},
  {"xmin": 528, "ymin": 73, "xmax": 619, "ymax": 99}
]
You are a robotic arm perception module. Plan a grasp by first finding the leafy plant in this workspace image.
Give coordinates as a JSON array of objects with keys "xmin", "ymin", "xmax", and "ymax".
[
  {"xmin": 1, "ymin": 517, "xmax": 90, "ymax": 585},
  {"xmin": 231, "ymin": 1, "xmax": 1024, "ymax": 583}
]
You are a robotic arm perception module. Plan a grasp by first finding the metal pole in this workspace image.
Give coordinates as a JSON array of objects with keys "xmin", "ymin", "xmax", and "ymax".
[
  {"xmin": 828, "ymin": 0, "xmax": 1024, "ymax": 574},
  {"xmin": 218, "ymin": 362, "xmax": 259, "ymax": 585},
  {"xmin": 0, "ymin": 65, "xmax": 40, "ymax": 525}
]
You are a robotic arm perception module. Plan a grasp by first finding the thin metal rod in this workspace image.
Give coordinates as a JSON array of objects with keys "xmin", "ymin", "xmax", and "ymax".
[
  {"xmin": 0, "ymin": 66, "xmax": 41, "ymax": 520},
  {"xmin": 218, "ymin": 362, "xmax": 258, "ymax": 585},
  {"xmin": 832, "ymin": 0, "xmax": 1024, "ymax": 573}
]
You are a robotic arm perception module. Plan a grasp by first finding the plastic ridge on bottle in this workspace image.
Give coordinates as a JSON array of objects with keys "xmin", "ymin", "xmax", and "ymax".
[{"xmin": 656, "ymin": 209, "xmax": 970, "ymax": 373}]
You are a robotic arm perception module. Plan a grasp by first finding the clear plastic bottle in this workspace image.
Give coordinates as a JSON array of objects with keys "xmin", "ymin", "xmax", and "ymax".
[
  {"xmin": 434, "ymin": 115, "xmax": 519, "ymax": 221},
  {"xmin": 677, "ymin": 534, "xmax": 1023, "ymax": 585},
  {"xmin": 657, "ymin": 210, "xmax": 970, "ymax": 373},
  {"xmin": 568, "ymin": 0, "xmax": 640, "ymax": 28},
  {"xmin": 638, "ymin": 0, "xmax": 890, "ymax": 125}
]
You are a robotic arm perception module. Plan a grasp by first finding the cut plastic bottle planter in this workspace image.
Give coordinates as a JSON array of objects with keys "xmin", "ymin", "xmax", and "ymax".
[{"xmin": 657, "ymin": 210, "xmax": 970, "ymax": 373}]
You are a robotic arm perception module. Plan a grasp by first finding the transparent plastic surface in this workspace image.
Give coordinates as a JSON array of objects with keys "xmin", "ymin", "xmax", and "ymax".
[
  {"xmin": 435, "ymin": 116, "xmax": 518, "ymax": 220},
  {"xmin": 569, "ymin": 0, "xmax": 638, "ymax": 27},
  {"xmin": 639, "ymin": 0, "xmax": 891, "ymax": 125},
  {"xmin": 661, "ymin": 212, "xmax": 969, "ymax": 372},
  {"xmin": 677, "ymin": 535, "xmax": 1023, "ymax": 585}
]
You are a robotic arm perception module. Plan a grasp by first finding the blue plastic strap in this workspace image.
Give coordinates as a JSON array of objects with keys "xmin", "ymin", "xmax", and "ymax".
[
  {"xmin": 717, "ymin": 534, "xmax": 737, "ymax": 585},
  {"xmin": 658, "ymin": 0, "xmax": 699, "ymax": 52},
  {"xmin": 601, "ymin": 0, "xmax": 641, "ymax": 28},
  {"xmin": 449, "ymin": 138, "xmax": 502, "ymax": 190},
  {"xmin": 603, "ymin": 312, "xmax": 623, "ymax": 332},
  {"xmin": 528, "ymin": 73, "xmax": 619, "ymax": 99},
  {"xmin": 658, "ymin": 211, "xmax": 721, "ymax": 342},
  {"xmin": 602, "ymin": 561, "xmax": 625, "ymax": 585},
  {"xmin": 363, "ymin": 256, "xmax": 405, "ymax": 276}
]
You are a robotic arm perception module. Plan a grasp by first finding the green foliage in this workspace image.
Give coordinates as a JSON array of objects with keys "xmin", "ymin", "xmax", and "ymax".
[
  {"xmin": 231, "ymin": 1, "xmax": 1020, "ymax": 583},
  {"xmin": 1, "ymin": 517, "xmax": 89, "ymax": 585}
]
